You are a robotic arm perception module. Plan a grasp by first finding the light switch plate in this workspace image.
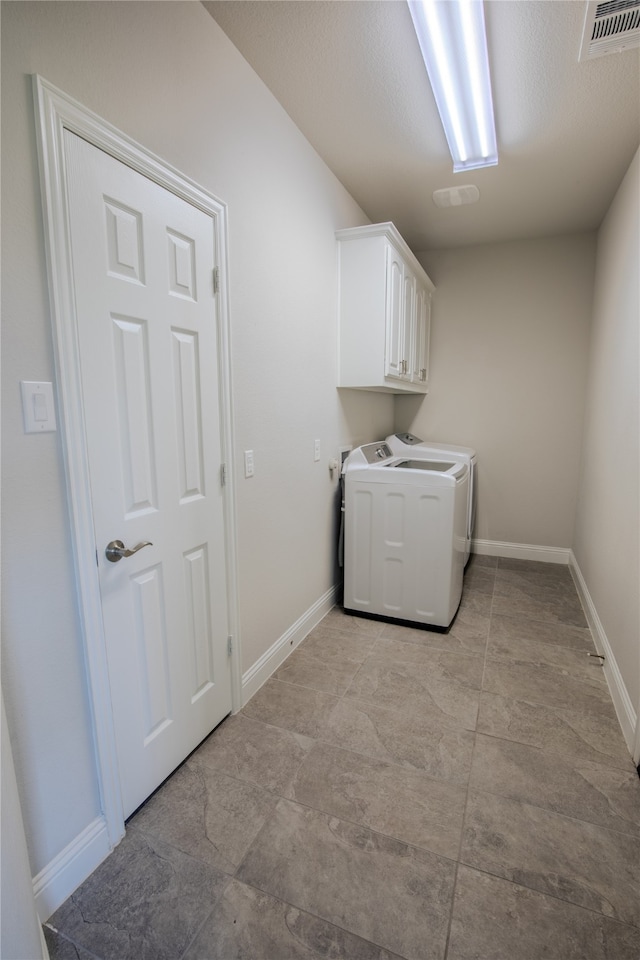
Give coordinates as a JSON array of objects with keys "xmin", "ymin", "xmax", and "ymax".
[{"xmin": 20, "ymin": 381, "xmax": 57, "ymax": 433}]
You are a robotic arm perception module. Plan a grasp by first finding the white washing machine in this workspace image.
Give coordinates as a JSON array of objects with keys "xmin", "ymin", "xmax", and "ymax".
[
  {"xmin": 386, "ymin": 433, "xmax": 477, "ymax": 565},
  {"xmin": 342, "ymin": 441, "xmax": 469, "ymax": 628}
]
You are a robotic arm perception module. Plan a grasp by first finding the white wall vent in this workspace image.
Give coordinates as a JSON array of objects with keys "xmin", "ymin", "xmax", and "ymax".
[{"xmin": 580, "ymin": 0, "xmax": 640, "ymax": 60}]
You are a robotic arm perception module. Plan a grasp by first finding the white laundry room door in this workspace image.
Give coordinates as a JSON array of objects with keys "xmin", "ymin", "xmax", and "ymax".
[{"xmin": 63, "ymin": 130, "xmax": 232, "ymax": 818}]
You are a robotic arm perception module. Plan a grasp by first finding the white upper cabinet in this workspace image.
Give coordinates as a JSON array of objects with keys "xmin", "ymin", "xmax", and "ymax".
[{"xmin": 337, "ymin": 222, "xmax": 434, "ymax": 394}]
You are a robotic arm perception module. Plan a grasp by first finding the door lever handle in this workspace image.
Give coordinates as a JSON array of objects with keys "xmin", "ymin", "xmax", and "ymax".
[{"xmin": 105, "ymin": 539, "xmax": 153, "ymax": 563}]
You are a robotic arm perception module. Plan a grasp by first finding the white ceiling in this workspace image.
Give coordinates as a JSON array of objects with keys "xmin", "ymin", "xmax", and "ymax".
[{"xmin": 203, "ymin": 0, "xmax": 640, "ymax": 251}]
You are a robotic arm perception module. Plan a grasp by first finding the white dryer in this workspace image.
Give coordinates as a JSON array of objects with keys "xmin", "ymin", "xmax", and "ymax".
[
  {"xmin": 386, "ymin": 433, "xmax": 477, "ymax": 565},
  {"xmin": 342, "ymin": 441, "xmax": 469, "ymax": 628}
]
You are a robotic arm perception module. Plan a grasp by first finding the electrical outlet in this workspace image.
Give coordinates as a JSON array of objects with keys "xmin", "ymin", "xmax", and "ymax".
[
  {"xmin": 314, "ymin": 439, "xmax": 321, "ymax": 462},
  {"xmin": 244, "ymin": 449, "xmax": 254, "ymax": 478}
]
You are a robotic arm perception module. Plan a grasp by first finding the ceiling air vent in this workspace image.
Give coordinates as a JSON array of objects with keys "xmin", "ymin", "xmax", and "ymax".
[
  {"xmin": 579, "ymin": 0, "xmax": 640, "ymax": 60},
  {"xmin": 432, "ymin": 185, "xmax": 480, "ymax": 208}
]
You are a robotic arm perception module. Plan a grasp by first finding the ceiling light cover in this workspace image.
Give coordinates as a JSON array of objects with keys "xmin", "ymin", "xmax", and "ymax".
[{"xmin": 408, "ymin": 0, "xmax": 498, "ymax": 172}]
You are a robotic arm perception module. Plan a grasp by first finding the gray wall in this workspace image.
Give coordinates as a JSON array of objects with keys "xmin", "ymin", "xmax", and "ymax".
[
  {"xmin": 400, "ymin": 234, "xmax": 596, "ymax": 549},
  {"xmin": 574, "ymin": 148, "xmax": 640, "ymax": 713}
]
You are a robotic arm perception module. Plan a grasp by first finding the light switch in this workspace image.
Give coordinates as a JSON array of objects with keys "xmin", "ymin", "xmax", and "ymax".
[
  {"xmin": 20, "ymin": 381, "xmax": 57, "ymax": 433},
  {"xmin": 33, "ymin": 392, "xmax": 48, "ymax": 421}
]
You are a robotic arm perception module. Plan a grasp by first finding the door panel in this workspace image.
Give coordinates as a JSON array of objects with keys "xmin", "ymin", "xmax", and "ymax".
[{"xmin": 64, "ymin": 131, "xmax": 232, "ymax": 817}]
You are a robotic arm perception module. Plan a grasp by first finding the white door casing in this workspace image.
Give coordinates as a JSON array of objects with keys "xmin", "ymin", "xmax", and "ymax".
[{"xmin": 33, "ymin": 76, "xmax": 240, "ymax": 843}]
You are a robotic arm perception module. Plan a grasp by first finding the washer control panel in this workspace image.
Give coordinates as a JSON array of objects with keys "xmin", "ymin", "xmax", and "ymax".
[{"xmin": 361, "ymin": 442, "xmax": 393, "ymax": 464}]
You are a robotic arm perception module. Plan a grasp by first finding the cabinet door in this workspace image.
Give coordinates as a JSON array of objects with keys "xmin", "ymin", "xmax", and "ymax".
[
  {"xmin": 401, "ymin": 270, "xmax": 415, "ymax": 380},
  {"xmin": 412, "ymin": 284, "xmax": 431, "ymax": 386},
  {"xmin": 384, "ymin": 247, "xmax": 404, "ymax": 380}
]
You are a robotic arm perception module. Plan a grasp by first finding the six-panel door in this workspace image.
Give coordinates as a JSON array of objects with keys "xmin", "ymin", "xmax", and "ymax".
[{"xmin": 64, "ymin": 131, "xmax": 232, "ymax": 817}]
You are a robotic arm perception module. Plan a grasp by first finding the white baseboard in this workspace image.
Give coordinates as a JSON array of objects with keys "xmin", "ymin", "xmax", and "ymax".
[
  {"xmin": 472, "ymin": 539, "xmax": 571, "ymax": 564},
  {"xmin": 33, "ymin": 816, "xmax": 112, "ymax": 921},
  {"xmin": 569, "ymin": 552, "xmax": 637, "ymax": 756},
  {"xmin": 241, "ymin": 586, "xmax": 336, "ymax": 706}
]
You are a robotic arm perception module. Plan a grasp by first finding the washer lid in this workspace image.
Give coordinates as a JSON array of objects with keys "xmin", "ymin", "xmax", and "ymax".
[
  {"xmin": 389, "ymin": 458, "xmax": 457, "ymax": 472},
  {"xmin": 386, "ymin": 434, "xmax": 477, "ymax": 461}
]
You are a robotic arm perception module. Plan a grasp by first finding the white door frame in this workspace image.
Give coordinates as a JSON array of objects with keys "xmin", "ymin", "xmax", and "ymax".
[{"xmin": 33, "ymin": 75, "xmax": 241, "ymax": 847}]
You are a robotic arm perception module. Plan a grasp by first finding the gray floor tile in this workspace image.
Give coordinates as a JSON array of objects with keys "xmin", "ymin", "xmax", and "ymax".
[
  {"xmin": 183, "ymin": 877, "xmax": 406, "ymax": 960},
  {"xmin": 482, "ymin": 658, "xmax": 617, "ymax": 718},
  {"xmin": 447, "ymin": 865, "xmax": 640, "ymax": 960},
  {"xmin": 491, "ymin": 589, "xmax": 587, "ymax": 627},
  {"xmin": 369, "ymin": 638, "xmax": 485, "ymax": 689},
  {"xmin": 274, "ymin": 647, "xmax": 362, "ymax": 695},
  {"xmin": 496, "ymin": 558, "xmax": 573, "ymax": 579},
  {"xmin": 476, "ymin": 692, "xmax": 634, "ymax": 771},
  {"xmin": 237, "ymin": 798, "xmax": 456, "ymax": 960},
  {"xmin": 344, "ymin": 659, "xmax": 481, "ymax": 729},
  {"xmin": 299, "ymin": 623, "xmax": 378, "ymax": 662},
  {"xmin": 448, "ymin": 594, "xmax": 492, "ymax": 650},
  {"xmin": 130, "ymin": 762, "xmax": 278, "ymax": 874},
  {"xmin": 48, "ymin": 830, "xmax": 227, "ymax": 960},
  {"xmin": 242, "ymin": 678, "xmax": 338, "ymax": 738},
  {"xmin": 189, "ymin": 713, "xmax": 313, "ymax": 794},
  {"xmin": 486, "ymin": 629, "xmax": 607, "ymax": 685},
  {"xmin": 494, "ymin": 570, "xmax": 578, "ymax": 598},
  {"xmin": 321, "ymin": 607, "xmax": 384, "ymax": 638},
  {"xmin": 488, "ymin": 612, "xmax": 595, "ymax": 652},
  {"xmin": 43, "ymin": 561, "xmax": 635, "ymax": 959},
  {"xmin": 290, "ymin": 741, "xmax": 466, "ymax": 858},
  {"xmin": 322, "ymin": 696, "xmax": 475, "ymax": 784},
  {"xmin": 460, "ymin": 565, "xmax": 496, "ymax": 596},
  {"xmin": 469, "ymin": 734, "xmax": 640, "ymax": 837},
  {"xmin": 379, "ymin": 617, "xmax": 488, "ymax": 657},
  {"xmin": 461, "ymin": 791, "xmax": 640, "ymax": 926},
  {"xmin": 43, "ymin": 927, "xmax": 99, "ymax": 960},
  {"xmin": 457, "ymin": 591, "xmax": 493, "ymax": 616}
]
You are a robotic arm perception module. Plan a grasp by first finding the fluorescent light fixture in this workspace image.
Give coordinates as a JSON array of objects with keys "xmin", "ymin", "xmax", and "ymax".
[{"xmin": 408, "ymin": 0, "xmax": 498, "ymax": 172}]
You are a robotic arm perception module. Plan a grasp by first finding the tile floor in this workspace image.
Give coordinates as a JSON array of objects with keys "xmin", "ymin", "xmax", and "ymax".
[{"xmin": 44, "ymin": 557, "xmax": 640, "ymax": 960}]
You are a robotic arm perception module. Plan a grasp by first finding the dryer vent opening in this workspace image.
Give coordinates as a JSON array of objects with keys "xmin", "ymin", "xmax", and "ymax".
[{"xmin": 579, "ymin": 0, "xmax": 640, "ymax": 60}]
